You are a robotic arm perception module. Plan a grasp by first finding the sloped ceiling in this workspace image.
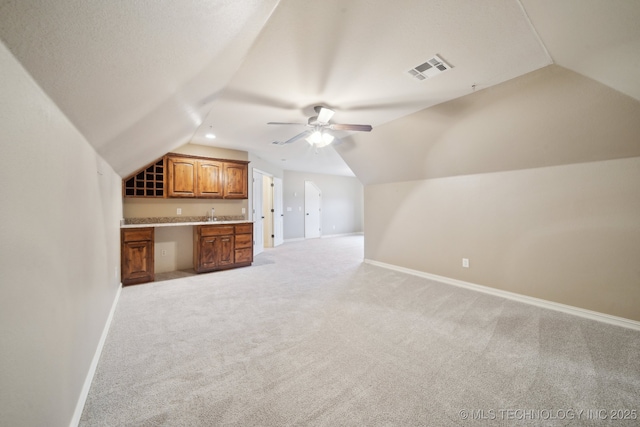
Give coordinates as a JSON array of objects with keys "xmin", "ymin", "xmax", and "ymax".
[
  {"xmin": 0, "ymin": 0, "xmax": 639, "ymax": 181},
  {"xmin": 338, "ymin": 65, "xmax": 640, "ymax": 185},
  {"xmin": 0, "ymin": 0, "xmax": 280, "ymax": 175}
]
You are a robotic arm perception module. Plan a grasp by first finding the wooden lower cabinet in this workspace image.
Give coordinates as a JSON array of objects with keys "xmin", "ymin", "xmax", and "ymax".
[
  {"xmin": 194, "ymin": 223, "xmax": 253, "ymax": 273},
  {"xmin": 121, "ymin": 228, "xmax": 154, "ymax": 285},
  {"xmin": 234, "ymin": 223, "xmax": 253, "ymax": 264}
]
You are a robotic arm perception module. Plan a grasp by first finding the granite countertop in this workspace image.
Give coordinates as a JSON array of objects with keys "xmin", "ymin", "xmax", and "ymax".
[{"xmin": 121, "ymin": 216, "xmax": 252, "ymax": 228}]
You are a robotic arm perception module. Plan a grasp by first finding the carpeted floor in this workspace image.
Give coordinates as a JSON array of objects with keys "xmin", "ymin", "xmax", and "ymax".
[{"xmin": 80, "ymin": 235, "xmax": 640, "ymax": 426}]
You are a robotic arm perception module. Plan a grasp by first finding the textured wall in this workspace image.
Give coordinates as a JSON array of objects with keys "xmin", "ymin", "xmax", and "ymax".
[
  {"xmin": 356, "ymin": 64, "xmax": 640, "ymax": 322},
  {"xmin": 0, "ymin": 42, "xmax": 122, "ymax": 425},
  {"xmin": 365, "ymin": 157, "xmax": 640, "ymax": 321}
]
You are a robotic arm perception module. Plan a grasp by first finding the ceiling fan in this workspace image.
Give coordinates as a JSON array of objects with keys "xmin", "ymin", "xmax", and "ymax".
[{"xmin": 269, "ymin": 106, "xmax": 372, "ymax": 147}]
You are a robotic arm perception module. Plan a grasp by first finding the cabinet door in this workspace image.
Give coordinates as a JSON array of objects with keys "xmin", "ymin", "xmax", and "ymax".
[
  {"xmin": 196, "ymin": 160, "xmax": 223, "ymax": 198},
  {"xmin": 223, "ymin": 163, "xmax": 248, "ymax": 199},
  {"xmin": 218, "ymin": 235, "xmax": 235, "ymax": 266},
  {"xmin": 198, "ymin": 236, "xmax": 218, "ymax": 271},
  {"xmin": 121, "ymin": 228, "xmax": 154, "ymax": 285},
  {"xmin": 167, "ymin": 157, "xmax": 196, "ymax": 197}
]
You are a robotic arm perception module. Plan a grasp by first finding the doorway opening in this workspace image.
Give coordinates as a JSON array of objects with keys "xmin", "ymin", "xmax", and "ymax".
[{"xmin": 253, "ymin": 169, "xmax": 283, "ymax": 256}]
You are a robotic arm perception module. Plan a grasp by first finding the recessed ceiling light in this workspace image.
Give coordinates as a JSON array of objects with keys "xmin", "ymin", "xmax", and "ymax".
[{"xmin": 205, "ymin": 133, "xmax": 216, "ymax": 139}]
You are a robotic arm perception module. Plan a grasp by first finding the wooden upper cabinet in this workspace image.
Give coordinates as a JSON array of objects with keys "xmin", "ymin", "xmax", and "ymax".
[
  {"xmin": 167, "ymin": 156, "xmax": 197, "ymax": 197},
  {"xmin": 196, "ymin": 159, "xmax": 223, "ymax": 198},
  {"xmin": 124, "ymin": 153, "xmax": 249, "ymax": 199},
  {"xmin": 223, "ymin": 162, "xmax": 248, "ymax": 199}
]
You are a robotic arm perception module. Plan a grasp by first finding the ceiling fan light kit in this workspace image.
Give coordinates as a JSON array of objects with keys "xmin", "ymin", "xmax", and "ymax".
[
  {"xmin": 268, "ymin": 106, "xmax": 372, "ymax": 147},
  {"xmin": 306, "ymin": 130, "xmax": 334, "ymax": 147}
]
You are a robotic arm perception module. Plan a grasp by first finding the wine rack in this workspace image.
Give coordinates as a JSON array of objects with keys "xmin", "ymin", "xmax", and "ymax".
[{"xmin": 123, "ymin": 158, "xmax": 165, "ymax": 197}]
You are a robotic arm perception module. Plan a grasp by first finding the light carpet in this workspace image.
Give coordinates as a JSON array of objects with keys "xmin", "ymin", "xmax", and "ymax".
[{"xmin": 80, "ymin": 235, "xmax": 640, "ymax": 426}]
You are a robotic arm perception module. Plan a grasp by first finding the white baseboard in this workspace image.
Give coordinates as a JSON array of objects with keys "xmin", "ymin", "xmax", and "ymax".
[
  {"xmin": 364, "ymin": 259, "xmax": 640, "ymax": 331},
  {"xmin": 284, "ymin": 232, "xmax": 363, "ymax": 243},
  {"xmin": 70, "ymin": 283, "xmax": 122, "ymax": 427},
  {"xmin": 321, "ymin": 232, "xmax": 364, "ymax": 238},
  {"xmin": 283, "ymin": 237, "xmax": 305, "ymax": 243}
]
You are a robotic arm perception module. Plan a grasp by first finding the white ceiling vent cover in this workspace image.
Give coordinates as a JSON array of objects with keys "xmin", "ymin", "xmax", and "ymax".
[{"xmin": 407, "ymin": 55, "xmax": 452, "ymax": 80}]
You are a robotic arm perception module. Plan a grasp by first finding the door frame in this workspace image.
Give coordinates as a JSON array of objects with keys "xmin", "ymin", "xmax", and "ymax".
[
  {"xmin": 252, "ymin": 168, "xmax": 284, "ymax": 254},
  {"xmin": 273, "ymin": 177, "xmax": 284, "ymax": 246},
  {"xmin": 252, "ymin": 170, "xmax": 265, "ymax": 256}
]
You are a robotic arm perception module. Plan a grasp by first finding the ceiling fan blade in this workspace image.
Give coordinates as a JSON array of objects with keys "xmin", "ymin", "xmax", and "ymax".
[
  {"xmin": 279, "ymin": 130, "xmax": 311, "ymax": 145},
  {"xmin": 315, "ymin": 106, "xmax": 335, "ymax": 124},
  {"xmin": 328, "ymin": 123, "xmax": 372, "ymax": 132},
  {"xmin": 267, "ymin": 121, "xmax": 307, "ymax": 126}
]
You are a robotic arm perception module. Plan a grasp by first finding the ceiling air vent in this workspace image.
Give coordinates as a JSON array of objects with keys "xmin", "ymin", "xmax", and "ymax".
[{"xmin": 407, "ymin": 54, "xmax": 452, "ymax": 81}]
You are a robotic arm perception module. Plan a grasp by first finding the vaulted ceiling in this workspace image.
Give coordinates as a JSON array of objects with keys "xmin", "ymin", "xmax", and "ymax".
[{"xmin": 1, "ymin": 0, "xmax": 639, "ymax": 181}]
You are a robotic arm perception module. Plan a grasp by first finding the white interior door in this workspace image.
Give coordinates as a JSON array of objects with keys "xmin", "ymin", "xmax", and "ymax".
[
  {"xmin": 273, "ymin": 177, "xmax": 284, "ymax": 246},
  {"xmin": 253, "ymin": 170, "xmax": 264, "ymax": 256},
  {"xmin": 304, "ymin": 181, "xmax": 321, "ymax": 239}
]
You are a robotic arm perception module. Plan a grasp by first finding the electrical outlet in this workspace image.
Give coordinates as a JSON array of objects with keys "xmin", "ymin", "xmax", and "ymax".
[
  {"xmin": 462, "ymin": 258, "xmax": 470, "ymax": 268},
  {"xmin": 242, "ymin": 208, "xmax": 246, "ymax": 214},
  {"xmin": 161, "ymin": 250, "xmax": 167, "ymax": 256},
  {"xmin": 177, "ymin": 208, "xmax": 182, "ymax": 215}
]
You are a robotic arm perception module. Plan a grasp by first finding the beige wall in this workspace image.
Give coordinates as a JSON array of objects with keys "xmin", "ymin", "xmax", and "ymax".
[
  {"xmin": 155, "ymin": 226, "xmax": 196, "ymax": 273},
  {"xmin": 0, "ymin": 42, "xmax": 122, "ymax": 425},
  {"xmin": 365, "ymin": 157, "xmax": 640, "ymax": 321},
  {"xmin": 348, "ymin": 64, "xmax": 640, "ymax": 323},
  {"xmin": 170, "ymin": 143, "xmax": 248, "ymax": 162}
]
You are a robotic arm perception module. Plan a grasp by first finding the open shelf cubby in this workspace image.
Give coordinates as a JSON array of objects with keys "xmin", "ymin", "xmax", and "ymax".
[{"xmin": 123, "ymin": 158, "xmax": 165, "ymax": 198}]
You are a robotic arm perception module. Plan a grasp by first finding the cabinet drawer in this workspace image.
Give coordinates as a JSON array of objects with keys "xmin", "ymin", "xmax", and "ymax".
[
  {"xmin": 235, "ymin": 248, "xmax": 253, "ymax": 263},
  {"xmin": 235, "ymin": 233, "xmax": 252, "ymax": 249},
  {"xmin": 122, "ymin": 228, "xmax": 153, "ymax": 242},
  {"xmin": 199, "ymin": 225, "xmax": 234, "ymax": 236},
  {"xmin": 235, "ymin": 224, "xmax": 252, "ymax": 234}
]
